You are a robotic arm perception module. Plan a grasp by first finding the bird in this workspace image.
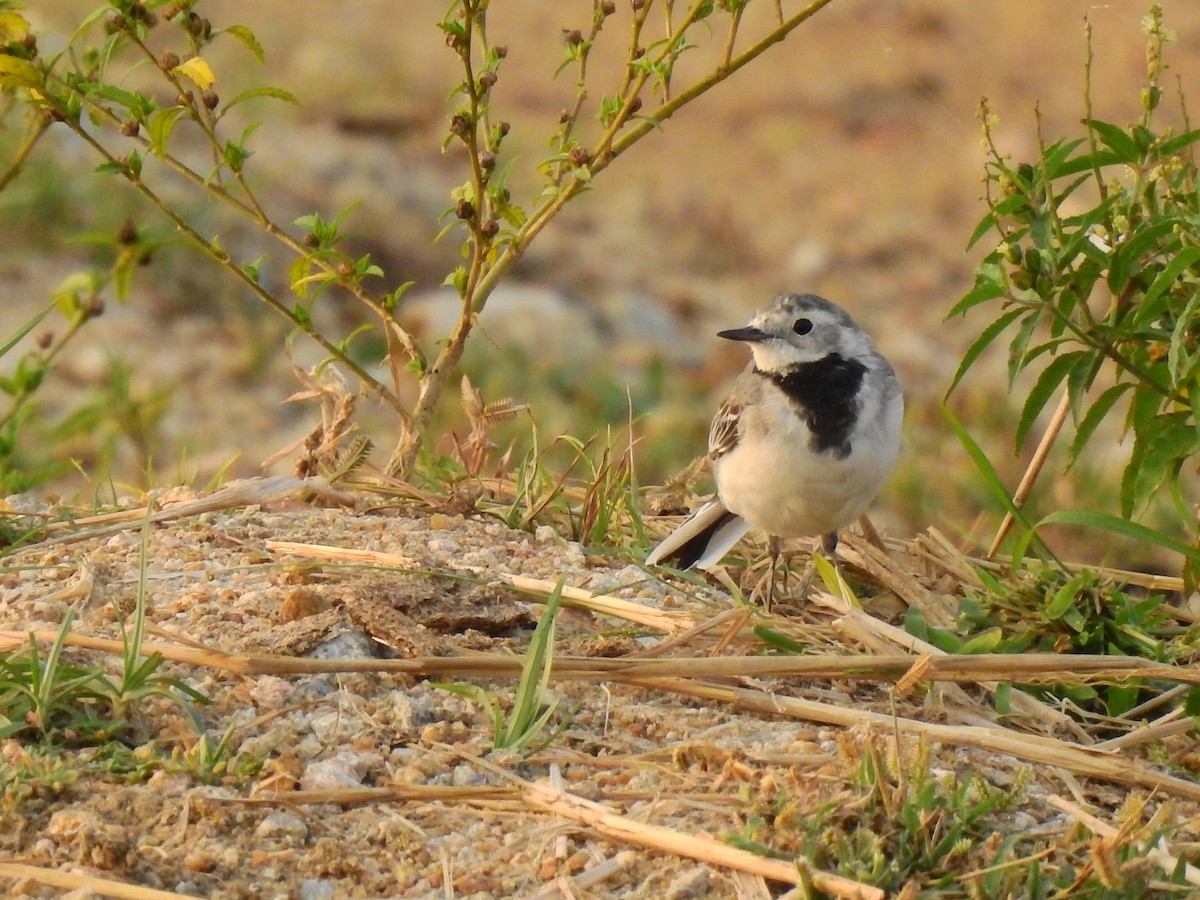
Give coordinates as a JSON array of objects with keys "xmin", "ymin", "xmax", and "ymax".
[{"xmin": 645, "ymin": 293, "xmax": 903, "ymax": 596}]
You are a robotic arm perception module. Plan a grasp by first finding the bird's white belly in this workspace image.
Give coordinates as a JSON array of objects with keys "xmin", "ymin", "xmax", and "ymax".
[{"xmin": 714, "ymin": 395, "xmax": 900, "ymax": 539}]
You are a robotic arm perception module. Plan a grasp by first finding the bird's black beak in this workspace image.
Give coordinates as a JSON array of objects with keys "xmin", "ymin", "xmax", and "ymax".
[{"xmin": 717, "ymin": 325, "xmax": 770, "ymax": 343}]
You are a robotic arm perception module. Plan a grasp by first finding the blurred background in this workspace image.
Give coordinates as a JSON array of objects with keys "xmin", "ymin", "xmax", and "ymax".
[{"xmin": 6, "ymin": 0, "xmax": 1200, "ymax": 562}]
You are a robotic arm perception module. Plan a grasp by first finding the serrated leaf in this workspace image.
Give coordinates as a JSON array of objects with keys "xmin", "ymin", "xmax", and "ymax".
[
  {"xmin": 0, "ymin": 55, "xmax": 42, "ymax": 89},
  {"xmin": 147, "ymin": 106, "xmax": 188, "ymax": 157},
  {"xmin": 1065, "ymin": 350, "xmax": 1101, "ymax": 421},
  {"xmin": 173, "ymin": 56, "xmax": 216, "ymax": 91},
  {"xmin": 1054, "ymin": 149, "xmax": 1125, "ymax": 178},
  {"xmin": 1041, "ymin": 138, "xmax": 1086, "ymax": 178},
  {"xmin": 947, "ymin": 260, "xmax": 1006, "ymax": 318},
  {"xmin": 945, "ymin": 306, "xmax": 1023, "ymax": 399},
  {"xmin": 1121, "ymin": 416, "xmax": 1193, "ymax": 518},
  {"xmin": 1108, "ymin": 219, "xmax": 1178, "ymax": 295},
  {"xmin": 1007, "ymin": 310, "xmax": 1043, "ymax": 386},
  {"xmin": 966, "ymin": 211, "xmax": 998, "ymax": 251},
  {"xmin": 221, "ymin": 24, "xmax": 265, "ymax": 63},
  {"xmin": 1158, "ymin": 128, "xmax": 1200, "ymax": 156},
  {"xmin": 221, "ymin": 85, "xmax": 298, "ymax": 112},
  {"xmin": 1083, "ymin": 118, "xmax": 1140, "ymax": 163},
  {"xmin": 1133, "ymin": 245, "xmax": 1200, "ymax": 329},
  {"xmin": 1168, "ymin": 288, "xmax": 1200, "ymax": 387},
  {"xmin": 1015, "ymin": 351, "xmax": 1084, "ymax": 451}
]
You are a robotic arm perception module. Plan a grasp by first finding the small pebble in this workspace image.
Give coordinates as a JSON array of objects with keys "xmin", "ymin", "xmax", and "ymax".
[{"xmin": 255, "ymin": 811, "xmax": 309, "ymax": 839}]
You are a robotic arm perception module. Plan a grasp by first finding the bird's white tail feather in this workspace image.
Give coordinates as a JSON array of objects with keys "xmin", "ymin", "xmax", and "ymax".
[{"xmin": 645, "ymin": 498, "xmax": 750, "ymax": 570}]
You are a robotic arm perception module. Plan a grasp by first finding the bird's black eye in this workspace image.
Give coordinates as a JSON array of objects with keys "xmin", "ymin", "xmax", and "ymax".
[{"xmin": 792, "ymin": 318, "xmax": 813, "ymax": 335}]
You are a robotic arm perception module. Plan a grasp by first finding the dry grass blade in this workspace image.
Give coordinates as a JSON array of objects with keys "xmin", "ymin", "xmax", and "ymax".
[
  {"xmin": 527, "ymin": 850, "xmax": 639, "ymax": 899},
  {"xmin": 235, "ymin": 786, "xmax": 519, "ymax": 806},
  {"xmin": 811, "ymin": 578, "xmax": 1078, "ymax": 735},
  {"xmin": 265, "ymin": 540, "xmax": 695, "ymax": 633},
  {"xmin": 504, "ymin": 574, "xmax": 696, "ymax": 634},
  {"xmin": 266, "ymin": 539, "xmax": 417, "ymax": 569},
  {"xmin": 485, "ymin": 765, "xmax": 884, "ymax": 899},
  {"xmin": 630, "ymin": 676, "xmax": 1200, "ymax": 803},
  {"xmin": 6, "ymin": 628, "xmax": 1195, "ymax": 687},
  {"xmin": 0, "ymin": 861, "xmax": 193, "ymax": 899},
  {"xmin": 1047, "ymin": 795, "xmax": 1200, "ymax": 886},
  {"xmin": 21, "ymin": 476, "xmax": 331, "ymax": 551}
]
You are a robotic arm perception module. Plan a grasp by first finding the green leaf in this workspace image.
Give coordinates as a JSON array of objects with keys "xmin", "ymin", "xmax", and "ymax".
[
  {"xmin": 221, "ymin": 86, "xmax": 298, "ymax": 112},
  {"xmin": 0, "ymin": 300, "xmax": 56, "ymax": 359},
  {"xmin": 959, "ymin": 628, "xmax": 1003, "ymax": 654},
  {"xmin": 966, "ymin": 211, "xmax": 998, "ymax": 251},
  {"xmin": 1015, "ymin": 352, "xmax": 1082, "ymax": 451},
  {"xmin": 502, "ymin": 578, "xmax": 563, "ymax": 749},
  {"xmin": 943, "ymin": 404, "xmax": 1044, "ymax": 563},
  {"xmin": 1168, "ymin": 287, "xmax": 1200, "ymax": 387},
  {"xmin": 947, "ymin": 261, "xmax": 1006, "ymax": 317},
  {"xmin": 147, "ymin": 106, "xmax": 188, "ymax": 158},
  {"xmin": 1083, "ymin": 119, "xmax": 1140, "ymax": 163},
  {"xmin": 1067, "ymin": 382, "xmax": 1132, "ymax": 467},
  {"xmin": 1006, "ymin": 310, "xmax": 1043, "ymax": 386},
  {"xmin": 1158, "ymin": 128, "xmax": 1200, "ymax": 156},
  {"xmin": 1108, "ymin": 219, "xmax": 1178, "ymax": 295},
  {"xmin": 945, "ymin": 306, "xmax": 1023, "ymax": 399},
  {"xmin": 1041, "ymin": 138, "xmax": 1087, "ymax": 178},
  {"xmin": 1043, "ymin": 576, "xmax": 1081, "ymax": 620},
  {"xmin": 1054, "ymin": 149, "xmax": 1124, "ymax": 178},
  {"xmin": 221, "ymin": 24, "xmax": 266, "ymax": 63},
  {"xmin": 0, "ymin": 54, "xmax": 42, "ymax": 88},
  {"xmin": 1133, "ymin": 245, "xmax": 1200, "ymax": 329}
]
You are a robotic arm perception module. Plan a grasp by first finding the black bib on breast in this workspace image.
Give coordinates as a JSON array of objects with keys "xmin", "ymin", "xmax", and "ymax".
[{"xmin": 760, "ymin": 353, "xmax": 866, "ymax": 458}]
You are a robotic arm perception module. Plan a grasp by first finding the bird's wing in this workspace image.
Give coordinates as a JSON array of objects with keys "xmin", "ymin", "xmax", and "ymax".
[{"xmin": 707, "ymin": 395, "xmax": 742, "ymax": 460}]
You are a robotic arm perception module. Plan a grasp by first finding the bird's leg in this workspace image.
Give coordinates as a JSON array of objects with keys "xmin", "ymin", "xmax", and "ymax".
[
  {"xmin": 822, "ymin": 531, "xmax": 839, "ymax": 556},
  {"xmin": 767, "ymin": 535, "xmax": 784, "ymax": 610}
]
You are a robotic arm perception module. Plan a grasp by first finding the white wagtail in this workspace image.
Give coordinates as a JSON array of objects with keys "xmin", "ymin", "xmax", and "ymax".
[{"xmin": 645, "ymin": 293, "xmax": 903, "ymax": 591}]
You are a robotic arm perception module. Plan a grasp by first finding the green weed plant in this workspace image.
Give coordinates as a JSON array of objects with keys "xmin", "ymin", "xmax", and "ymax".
[{"xmin": 948, "ymin": 7, "xmax": 1200, "ymax": 584}]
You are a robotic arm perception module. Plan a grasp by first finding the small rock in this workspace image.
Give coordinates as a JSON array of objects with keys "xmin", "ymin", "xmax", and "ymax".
[
  {"xmin": 307, "ymin": 630, "xmax": 378, "ymax": 660},
  {"xmin": 300, "ymin": 751, "xmax": 384, "ymax": 790},
  {"xmin": 248, "ymin": 675, "xmax": 295, "ymax": 711},
  {"xmin": 298, "ymin": 880, "xmax": 338, "ymax": 900},
  {"xmin": 255, "ymin": 811, "xmax": 309, "ymax": 839},
  {"xmin": 664, "ymin": 867, "xmax": 710, "ymax": 899}
]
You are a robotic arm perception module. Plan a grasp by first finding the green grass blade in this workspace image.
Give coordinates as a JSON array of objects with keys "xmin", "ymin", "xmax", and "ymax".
[
  {"xmin": 0, "ymin": 300, "xmax": 57, "ymax": 360},
  {"xmin": 503, "ymin": 577, "xmax": 563, "ymax": 747},
  {"xmin": 1036, "ymin": 509, "xmax": 1200, "ymax": 566}
]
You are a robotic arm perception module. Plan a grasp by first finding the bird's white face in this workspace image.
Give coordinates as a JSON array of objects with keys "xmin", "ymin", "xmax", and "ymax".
[{"xmin": 720, "ymin": 294, "xmax": 875, "ymax": 374}]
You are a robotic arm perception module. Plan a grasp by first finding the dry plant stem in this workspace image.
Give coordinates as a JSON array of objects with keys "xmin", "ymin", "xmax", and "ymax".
[
  {"xmin": 0, "ymin": 862, "xmax": 191, "ymax": 900},
  {"xmin": 987, "ymin": 388, "xmax": 1072, "ymax": 558},
  {"xmin": 7, "ymin": 628, "xmax": 1200, "ymax": 801},
  {"xmin": 55, "ymin": 119, "xmax": 406, "ymax": 419},
  {"xmin": 632, "ymin": 676, "xmax": 1200, "ymax": 803},
  {"xmin": 467, "ymin": 757, "xmax": 882, "ymax": 900},
  {"xmin": 6, "ymin": 629, "xmax": 1197, "ymax": 692},
  {"xmin": 389, "ymin": 0, "xmax": 838, "ymax": 476},
  {"xmin": 56, "ymin": 76, "xmax": 424, "ymax": 411}
]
